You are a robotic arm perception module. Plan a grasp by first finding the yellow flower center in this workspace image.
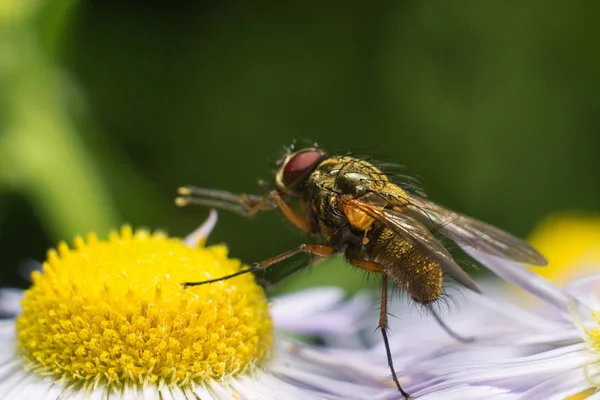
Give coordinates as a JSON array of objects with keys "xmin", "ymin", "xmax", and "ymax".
[
  {"xmin": 16, "ymin": 226, "xmax": 273, "ymax": 391},
  {"xmin": 580, "ymin": 310, "xmax": 600, "ymax": 391},
  {"xmin": 588, "ymin": 312, "xmax": 600, "ymax": 351}
]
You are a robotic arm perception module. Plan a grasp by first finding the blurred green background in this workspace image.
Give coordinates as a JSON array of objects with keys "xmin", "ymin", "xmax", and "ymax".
[{"xmin": 1, "ymin": 1, "xmax": 599, "ymax": 293}]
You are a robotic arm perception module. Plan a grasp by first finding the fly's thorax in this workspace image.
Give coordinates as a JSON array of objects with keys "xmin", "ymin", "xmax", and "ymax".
[
  {"xmin": 305, "ymin": 188, "xmax": 349, "ymax": 235},
  {"xmin": 368, "ymin": 226, "xmax": 443, "ymax": 304},
  {"xmin": 305, "ymin": 154, "xmax": 411, "ymax": 243},
  {"xmin": 309, "ymin": 156, "xmax": 385, "ymax": 195},
  {"xmin": 310, "ymin": 156, "xmax": 411, "ymax": 210},
  {"xmin": 334, "ymin": 158, "xmax": 384, "ymax": 196}
]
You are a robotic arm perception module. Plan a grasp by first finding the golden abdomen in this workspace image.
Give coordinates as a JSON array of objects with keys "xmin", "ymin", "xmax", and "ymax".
[{"xmin": 368, "ymin": 227, "xmax": 443, "ymax": 304}]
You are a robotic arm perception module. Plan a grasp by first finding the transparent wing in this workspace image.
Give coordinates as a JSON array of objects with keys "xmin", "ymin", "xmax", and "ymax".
[
  {"xmin": 346, "ymin": 197, "xmax": 481, "ymax": 293},
  {"xmin": 404, "ymin": 194, "xmax": 547, "ymax": 266}
]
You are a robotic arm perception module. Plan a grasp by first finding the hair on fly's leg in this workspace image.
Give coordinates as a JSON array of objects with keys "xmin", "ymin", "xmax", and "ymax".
[{"xmin": 376, "ymin": 275, "xmax": 412, "ymax": 399}]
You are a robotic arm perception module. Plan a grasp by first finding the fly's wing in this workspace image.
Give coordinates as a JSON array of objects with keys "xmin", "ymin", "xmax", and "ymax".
[
  {"xmin": 347, "ymin": 198, "xmax": 481, "ymax": 293},
  {"xmin": 404, "ymin": 194, "xmax": 547, "ymax": 266}
]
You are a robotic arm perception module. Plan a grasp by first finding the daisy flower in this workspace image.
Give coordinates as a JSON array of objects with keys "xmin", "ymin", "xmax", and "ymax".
[{"xmin": 0, "ymin": 211, "xmax": 385, "ymax": 400}]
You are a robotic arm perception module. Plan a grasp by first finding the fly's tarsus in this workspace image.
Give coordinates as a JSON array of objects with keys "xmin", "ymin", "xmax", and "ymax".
[{"xmin": 176, "ymin": 186, "xmax": 272, "ymax": 216}]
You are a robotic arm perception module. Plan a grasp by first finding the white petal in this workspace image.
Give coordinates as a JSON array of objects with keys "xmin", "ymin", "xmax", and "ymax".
[
  {"xmin": 464, "ymin": 248, "xmax": 570, "ymax": 314},
  {"xmin": 585, "ymin": 391, "xmax": 600, "ymax": 400},
  {"xmin": 272, "ymin": 287, "xmax": 369, "ymax": 335},
  {"xmin": 270, "ymin": 362, "xmax": 391, "ymax": 400},
  {"xmin": 160, "ymin": 385, "xmax": 187, "ymax": 400},
  {"xmin": 271, "ymin": 287, "xmax": 345, "ymax": 317},
  {"xmin": 408, "ymin": 345, "xmax": 588, "ymax": 396},
  {"xmin": 188, "ymin": 384, "xmax": 215, "ymax": 400},
  {"xmin": 17, "ymin": 259, "xmax": 42, "ymax": 282},
  {"xmin": 229, "ymin": 372, "xmax": 325, "ymax": 400},
  {"xmin": 494, "ymin": 328, "xmax": 581, "ymax": 346},
  {"xmin": 120, "ymin": 384, "xmax": 150, "ymax": 400},
  {"xmin": 0, "ymin": 319, "xmax": 16, "ymax": 344},
  {"xmin": 0, "ymin": 359, "xmax": 64, "ymax": 400},
  {"xmin": 184, "ymin": 209, "xmax": 218, "ymax": 248},
  {"xmin": 0, "ymin": 360, "xmax": 28, "ymax": 398},
  {"xmin": 76, "ymin": 387, "xmax": 105, "ymax": 400},
  {"xmin": 278, "ymin": 341, "xmax": 386, "ymax": 388},
  {"xmin": 519, "ymin": 367, "xmax": 592, "ymax": 400},
  {"xmin": 0, "ymin": 289, "xmax": 23, "ymax": 318},
  {"xmin": 417, "ymin": 384, "xmax": 513, "ymax": 400},
  {"xmin": 565, "ymin": 273, "xmax": 600, "ymax": 313},
  {"xmin": 10, "ymin": 376, "xmax": 58, "ymax": 400}
]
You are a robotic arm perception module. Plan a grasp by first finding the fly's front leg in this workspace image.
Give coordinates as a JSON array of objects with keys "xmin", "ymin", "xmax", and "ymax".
[
  {"xmin": 267, "ymin": 190, "xmax": 313, "ymax": 232},
  {"xmin": 176, "ymin": 186, "xmax": 275, "ymax": 217},
  {"xmin": 183, "ymin": 243, "xmax": 335, "ymax": 287},
  {"xmin": 176, "ymin": 187, "xmax": 313, "ymax": 232}
]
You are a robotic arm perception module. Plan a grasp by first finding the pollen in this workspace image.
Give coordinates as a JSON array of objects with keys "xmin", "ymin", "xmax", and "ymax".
[
  {"xmin": 587, "ymin": 312, "xmax": 600, "ymax": 352},
  {"xmin": 16, "ymin": 226, "xmax": 273, "ymax": 391}
]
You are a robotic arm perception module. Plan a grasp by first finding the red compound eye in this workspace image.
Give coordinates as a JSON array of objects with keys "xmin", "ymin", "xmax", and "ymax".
[{"xmin": 282, "ymin": 149, "xmax": 322, "ymax": 186}]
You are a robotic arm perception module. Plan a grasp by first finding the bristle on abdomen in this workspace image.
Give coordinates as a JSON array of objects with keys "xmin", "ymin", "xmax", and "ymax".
[{"xmin": 368, "ymin": 227, "xmax": 443, "ymax": 304}]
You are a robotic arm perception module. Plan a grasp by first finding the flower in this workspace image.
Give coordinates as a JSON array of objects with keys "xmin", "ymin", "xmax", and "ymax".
[{"xmin": 0, "ymin": 211, "xmax": 382, "ymax": 400}]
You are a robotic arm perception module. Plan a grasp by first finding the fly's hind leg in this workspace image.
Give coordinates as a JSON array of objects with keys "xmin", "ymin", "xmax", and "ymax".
[
  {"xmin": 183, "ymin": 243, "xmax": 335, "ymax": 287},
  {"xmin": 349, "ymin": 258, "xmax": 386, "ymax": 274},
  {"xmin": 379, "ymin": 275, "xmax": 412, "ymax": 399},
  {"xmin": 348, "ymin": 258, "xmax": 411, "ymax": 399},
  {"xmin": 428, "ymin": 306, "xmax": 474, "ymax": 344}
]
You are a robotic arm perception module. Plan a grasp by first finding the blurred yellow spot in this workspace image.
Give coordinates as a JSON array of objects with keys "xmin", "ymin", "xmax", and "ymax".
[
  {"xmin": 564, "ymin": 388, "xmax": 596, "ymax": 399},
  {"xmin": 16, "ymin": 226, "xmax": 272, "ymax": 391},
  {"xmin": 528, "ymin": 213, "xmax": 600, "ymax": 285}
]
